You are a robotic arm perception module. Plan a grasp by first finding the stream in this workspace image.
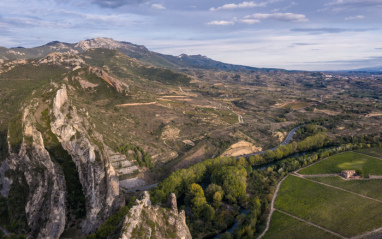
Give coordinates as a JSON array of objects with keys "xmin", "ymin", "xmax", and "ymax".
[
  {"xmin": 0, "ymin": 226, "xmax": 10, "ymax": 237},
  {"xmin": 214, "ymin": 125, "xmax": 304, "ymax": 238}
]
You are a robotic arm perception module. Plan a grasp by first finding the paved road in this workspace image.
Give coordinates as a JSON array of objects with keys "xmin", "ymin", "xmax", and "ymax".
[
  {"xmin": 124, "ymin": 183, "xmax": 158, "ymax": 193},
  {"xmin": 236, "ymin": 125, "xmax": 304, "ymax": 159}
]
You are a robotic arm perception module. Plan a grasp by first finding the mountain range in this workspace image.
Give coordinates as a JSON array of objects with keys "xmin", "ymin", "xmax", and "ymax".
[{"xmin": 0, "ymin": 37, "xmax": 277, "ymax": 72}]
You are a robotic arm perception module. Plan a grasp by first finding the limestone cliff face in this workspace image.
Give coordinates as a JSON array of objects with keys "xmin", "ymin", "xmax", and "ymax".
[
  {"xmin": 119, "ymin": 192, "xmax": 192, "ymax": 239},
  {"xmin": 89, "ymin": 67, "xmax": 129, "ymax": 93},
  {"xmin": 6, "ymin": 104, "xmax": 67, "ymax": 239},
  {"xmin": 50, "ymin": 84, "xmax": 121, "ymax": 234}
]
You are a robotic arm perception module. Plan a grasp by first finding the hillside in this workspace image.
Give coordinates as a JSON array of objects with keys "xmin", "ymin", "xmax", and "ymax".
[{"xmin": 0, "ymin": 38, "xmax": 381, "ymax": 238}]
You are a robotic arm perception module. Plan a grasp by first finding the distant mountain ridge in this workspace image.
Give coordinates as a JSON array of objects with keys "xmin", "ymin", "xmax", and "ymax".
[
  {"xmin": 0, "ymin": 37, "xmax": 280, "ymax": 72},
  {"xmin": 352, "ymin": 66, "xmax": 382, "ymax": 72}
]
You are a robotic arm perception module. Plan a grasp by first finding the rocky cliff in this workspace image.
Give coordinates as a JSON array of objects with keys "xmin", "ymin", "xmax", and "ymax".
[
  {"xmin": 51, "ymin": 84, "xmax": 122, "ymax": 234},
  {"xmin": 119, "ymin": 192, "xmax": 192, "ymax": 239},
  {"xmin": 4, "ymin": 102, "xmax": 67, "ymax": 239},
  {"xmin": 0, "ymin": 83, "xmax": 123, "ymax": 238}
]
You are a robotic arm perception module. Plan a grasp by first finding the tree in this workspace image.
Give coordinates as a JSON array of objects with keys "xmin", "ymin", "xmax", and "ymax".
[
  {"xmin": 201, "ymin": 204, "xmax": 215, "ymax": 221},
  {"xmin": 356, "ymin": 168, "xmax": 364, "ymax": 178},
  {"xmin": 150, "ymin": 190, "xmax": 165, "ymax": 204},
  {"xmin": 213, "ymin": 191, "xmax": 223, "ymax": 209},
  {"xmin": 186, "ymin": 183, "xmax": 209, "ymax": 219},
  {"xmin": 221, "ymin": 232, "xmax": 232, "ymax": 239},
  {"xmin": 274, "ymin": 148, "xmax": 283, "ymax": 160},
  {"xmin": 205, "ymin": 184, "xmax": 223, "ymax": 202},
  {"xmin": 263, "ymin": 150, "xmax": 275, "ymax": 161},
  {"xmin": 211, "ymin": 166, "xmax": 247, "ymax": 203},
  {"xmin": 237, "ymin": 157, "xmax": 246, "ymax": 166},
  {"xmin": 186, "ymin": 183, "xmax": 205, "ymax": 204}
]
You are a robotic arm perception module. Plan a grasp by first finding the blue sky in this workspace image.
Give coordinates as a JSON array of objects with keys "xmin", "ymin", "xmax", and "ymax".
[{"xmin": 1, "ymin": 0, "xmax": 382, "ymax": 70}]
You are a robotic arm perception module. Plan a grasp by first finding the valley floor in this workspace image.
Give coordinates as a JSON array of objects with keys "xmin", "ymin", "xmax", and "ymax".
[{"xmin": 262, "ymin": 149, "xmax": 382, "ymax": 239}]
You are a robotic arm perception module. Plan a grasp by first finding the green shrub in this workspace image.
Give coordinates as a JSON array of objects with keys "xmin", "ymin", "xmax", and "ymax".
[{"xmin": 87, "ymin": 206, "xmax": 130, "ymax": 239}]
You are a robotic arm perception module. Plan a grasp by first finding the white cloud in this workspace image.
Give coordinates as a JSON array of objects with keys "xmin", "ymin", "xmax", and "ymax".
[
  {"xmin": 345, "ymin": 15, "xmax": 365, "ymax": 20},
  {"xmin": 245, "ymin": 13, "xmax": 308, "ymax": 22},
  {"xmin": 151, "ymin": 4, "xmax": 165, "ymax": 10},
  {"xmin": 210, "ymin": 1, "xmax": 268, "ymax": 11},
  {"xmin": 207, "ymin": 20, "xmax": 235, "ymax": 26},
  {"xmin": 207, "ymin": 12, "xmax": 306, "ymax": 26},
  {"xmin": 241, "ymin": 19, "xmax": 261, "ymax": 24},
  {"xmin": 327, "ymin": 0, "xmax": 382, "ymax": 7}
]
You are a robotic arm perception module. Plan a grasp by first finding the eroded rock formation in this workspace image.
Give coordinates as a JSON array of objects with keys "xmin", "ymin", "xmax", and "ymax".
[
  {"xmin": 50, "ymin": 84, "xmax": 122, "ymax": 234},
  {"xmin": 5, "ymin": 104, "xmax": 66, "ymax": 239},
  {"xmin": 119, "ymin": 192, "xmax": 192, "ymax": 239}
]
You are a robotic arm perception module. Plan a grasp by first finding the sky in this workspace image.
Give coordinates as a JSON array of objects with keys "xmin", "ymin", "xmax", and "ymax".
[{"xmin": 1, "ymin": 0, "xmax": 382, "ymax": 71}]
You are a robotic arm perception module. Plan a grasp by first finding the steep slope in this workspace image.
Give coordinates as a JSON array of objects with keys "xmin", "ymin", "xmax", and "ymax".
[
  {"xmin": 3, "ymin": 103, "xmax": 66, "ymax": 238},
  {"xmin": 51, "ymin": 85, "xmax": 122, "ymax": 234},
  {"xmin": 0, "ymin": 82, "xmax": 124, "ymax": 238}
]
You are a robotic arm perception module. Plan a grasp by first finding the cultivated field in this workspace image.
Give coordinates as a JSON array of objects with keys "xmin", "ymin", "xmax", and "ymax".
[
  {"xmin": 355, "ymin": 147, "xmax": 382, "ymax": 159},
  {"xmin": 281, "ymin": 102, "xmax": 311, "ymax": 110},
  {"xmin": 263, "ymin": 210, "xmax": 339, "ymax": 239},
  {"xmin": 298, "ymin": 151, "xmax": 382, "ymax": 175},
  {"xmin": 311, "ymin": 177, "xmax": 382, "ymax": 201},
  {"xmin": 274, "ymin": 175, "xmax": 382, "ymax": 237}
]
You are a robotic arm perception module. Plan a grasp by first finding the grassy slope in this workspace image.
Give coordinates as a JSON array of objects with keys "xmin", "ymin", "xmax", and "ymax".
[
  {"xmin": 275, "ymin": 175, "xmax": 382, "ymax": 237},
  {"xmin": 299, "ymin": 151, "xmax": 382, "ymax": 175},
  {"xmin": 263, "ymin": 210, "xmax": 339, "ymax": 239}
]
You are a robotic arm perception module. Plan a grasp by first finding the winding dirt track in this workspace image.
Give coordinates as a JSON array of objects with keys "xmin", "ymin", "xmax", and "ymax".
[
  {"xmin": 257, "ymin": 175, "xmax": 288, "ymax": 239},
  {"xmin": 257, "ymin": 174, "xmax": 347, "ymax": 239},
  {"xmin": 116, "ymin": 102, "xmax": 157, "ymax": 106}
]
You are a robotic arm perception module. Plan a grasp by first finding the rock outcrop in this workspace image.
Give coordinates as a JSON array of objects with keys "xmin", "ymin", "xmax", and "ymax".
[
  {"xmin": 75, "ymin": 37, "xmax": 148, "ymax": 54},
  {"xmin": 161, "ymin": 125, "xmax": 181, "ymax": 140},
  {"xmin": 50, "ymin": 84, "xmax": 122, "ymax": 234},
  {"xmin": 89, "ymin": 67, "xmax": 129, "ymax": 93},
  {"xmin": 119, "ymin": 192, "xmax": 192, "ymax": 239},
  {"xmin": 5, "ymin": 104, "xmax": 67, "ymax": 239},
  {"xmin": 0, "ymin": 84, "xmax": 123, "ymax": 238},
  {"xmin": 38, "ymin": 52, "xmax": 85, "ymax": 67},
  {"xmin": 221, "ymin": 140, "xmax": 262, "ymax": 157}
]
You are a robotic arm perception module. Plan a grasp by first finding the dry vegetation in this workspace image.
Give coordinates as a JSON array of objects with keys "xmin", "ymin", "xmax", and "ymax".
[{"xmin": 0, "ymin": 48, "xmax": 381, "ymax": 184}]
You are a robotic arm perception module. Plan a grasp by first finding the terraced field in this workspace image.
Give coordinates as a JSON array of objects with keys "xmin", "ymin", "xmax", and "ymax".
[{"xmin": 282, "ymin": 102, "xmax": 311, "ymax": 110}]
